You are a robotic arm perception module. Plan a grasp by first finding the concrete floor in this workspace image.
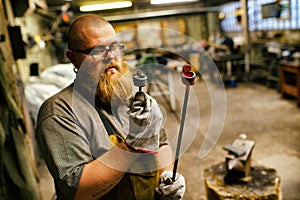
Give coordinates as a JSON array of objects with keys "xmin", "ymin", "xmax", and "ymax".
[
  {"xmin": 173, "ymin": 81, "xmax": 300, "ymax": 200},
  {"xmin": 37, "ymin": 78, "xmax": 300, "ymax": 200}
]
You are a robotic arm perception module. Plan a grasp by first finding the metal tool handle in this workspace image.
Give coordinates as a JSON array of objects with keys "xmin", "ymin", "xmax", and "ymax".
[
  {"xmin": 172, "ymin": 64, "xmax": 196, "ymax": 182},
  {"xmin": 133, "ymin": 70, "xmax": 147, "ymax": 91}
]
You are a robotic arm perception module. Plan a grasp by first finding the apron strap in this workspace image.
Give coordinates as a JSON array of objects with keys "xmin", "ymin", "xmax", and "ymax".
[{"xmin": 96, "ymin": 108, "xmax": 115, "ymax": 136}]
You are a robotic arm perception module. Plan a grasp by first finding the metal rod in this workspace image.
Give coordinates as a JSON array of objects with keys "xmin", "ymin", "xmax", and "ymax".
[{"xmin": 172, "ymin": 84, "xmax": 190, "ymax": 182}]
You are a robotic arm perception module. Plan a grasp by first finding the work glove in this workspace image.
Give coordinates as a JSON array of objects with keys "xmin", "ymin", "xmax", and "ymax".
[
  {"xmin": 126, "ymin": 91, "xmax": 163, "ymax": 153},
  {"xmin": 155, "ymin": 170, "xmax": 186, "ymax": 200}
]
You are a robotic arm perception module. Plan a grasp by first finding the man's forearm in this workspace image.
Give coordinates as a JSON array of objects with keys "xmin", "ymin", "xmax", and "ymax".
[
  {"xmin": 74, "ymin": 142, "xmax": 138, "ymax": 200},
  {"xmin": 156, "ymin": 144, "xmax": 174, "ymax": 173}
]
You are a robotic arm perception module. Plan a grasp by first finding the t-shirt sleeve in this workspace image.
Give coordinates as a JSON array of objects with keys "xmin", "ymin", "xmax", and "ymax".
[{"xmin": 36, "ymin": 114, "xmax": 93, "ymax": 199}]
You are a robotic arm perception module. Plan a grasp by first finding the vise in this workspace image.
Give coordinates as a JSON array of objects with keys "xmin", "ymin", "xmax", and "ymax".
[{"xmin": 223, "ymin": 134, "xmax": 255, "ymax": 181}]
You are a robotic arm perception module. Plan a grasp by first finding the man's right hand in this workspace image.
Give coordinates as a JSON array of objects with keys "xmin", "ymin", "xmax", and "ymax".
[{"xmin": 125, "ymin": 91, "xmax": 163, "ymax": 153}]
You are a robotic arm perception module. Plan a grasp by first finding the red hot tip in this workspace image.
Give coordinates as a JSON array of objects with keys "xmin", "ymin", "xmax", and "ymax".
[{"xmin": 181, "ymin": 64, "xmax": 196, "ymax": 86}]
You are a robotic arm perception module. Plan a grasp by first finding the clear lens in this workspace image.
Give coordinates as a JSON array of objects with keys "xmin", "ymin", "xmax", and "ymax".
[{"xmin": 92, "ymin": 44, "xmax": 124, "ymax": 60}]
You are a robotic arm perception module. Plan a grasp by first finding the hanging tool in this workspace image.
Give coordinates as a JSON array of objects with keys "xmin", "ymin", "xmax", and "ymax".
[{"xmin": 172, "ymin": 64, "xmax": 196, "ymax": 182}]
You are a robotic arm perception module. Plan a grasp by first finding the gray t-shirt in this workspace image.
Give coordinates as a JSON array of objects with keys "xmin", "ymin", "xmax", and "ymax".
[{"xmin": 36, "ymin": 83, "xmax": 168, "ymax": 199}]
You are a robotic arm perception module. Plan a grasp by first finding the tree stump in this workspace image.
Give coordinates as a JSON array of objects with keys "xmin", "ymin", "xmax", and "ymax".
[{"xmin": 204, "ymin": 162, "xmax": 281, "ymax": 200}]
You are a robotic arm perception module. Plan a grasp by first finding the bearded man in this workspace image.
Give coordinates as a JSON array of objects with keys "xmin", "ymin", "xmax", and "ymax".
[{"xmin": 36, "ymin": 14, "xmax": 185, "ymax": 200}]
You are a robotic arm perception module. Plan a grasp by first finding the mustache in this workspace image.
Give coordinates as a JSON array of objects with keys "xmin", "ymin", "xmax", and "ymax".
[{"xmin": 104, "ymin": 61, "xmax": 121, "ymax": 72}]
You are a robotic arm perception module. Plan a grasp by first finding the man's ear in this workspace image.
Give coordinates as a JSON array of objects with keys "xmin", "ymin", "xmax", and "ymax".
[{"xmin": 66, "ymin": 50, "xmax": 79, "ymax": 67}]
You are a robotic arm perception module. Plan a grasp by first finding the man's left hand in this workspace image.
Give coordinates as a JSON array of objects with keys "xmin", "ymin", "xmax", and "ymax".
[
  {"xmin": 155, "ymin": 170, "xmax": 186, "ymax": 200},
  {"xmin": 126, "ymin": 91, "xmax": 163, "ymax": 153}
]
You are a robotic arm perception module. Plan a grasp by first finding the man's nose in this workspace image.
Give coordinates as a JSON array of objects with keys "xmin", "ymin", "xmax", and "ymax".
[
  {"xmin": 106, "ymin": 50, "xmax": 115, "ymax": 58},
  {"xmin": 103, "ymin": 50, "xmax": 115, "ymax": 63},
  {"xmin": 105, "ymin": 49, "xmax": 115, "ymax": 59}
]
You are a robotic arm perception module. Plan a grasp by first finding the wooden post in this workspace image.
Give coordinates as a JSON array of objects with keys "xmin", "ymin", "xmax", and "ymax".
[{"xmin": 241, "ymin": 0, "xmax": 251, "ymax": 78}]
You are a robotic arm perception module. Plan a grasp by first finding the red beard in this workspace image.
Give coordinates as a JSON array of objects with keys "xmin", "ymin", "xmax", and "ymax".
[{"xmin": 96, "ymin": 61, "xmax": 132, "ymax": 107}]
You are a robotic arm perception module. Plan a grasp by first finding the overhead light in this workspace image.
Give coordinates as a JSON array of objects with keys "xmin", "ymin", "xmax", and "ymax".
[
  {"xmin": 80, "ymin": 1, "xmax": 132, "ymax": 12},
  {"xmin": 151, "ymin": 0, "xmax": 198, "ymax": 5}
]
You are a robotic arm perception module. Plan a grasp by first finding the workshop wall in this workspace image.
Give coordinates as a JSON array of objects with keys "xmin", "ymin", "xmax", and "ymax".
[
  {"xmin": 0, "ymin": 1, "xmax": 40, "ymax": 199},
  {"xmin": 14, "ymin": 14, "xmax": 56, "ymax": 81}
]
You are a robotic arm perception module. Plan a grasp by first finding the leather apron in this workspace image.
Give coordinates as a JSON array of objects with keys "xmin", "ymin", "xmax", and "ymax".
[{"xmin": 99, "ymin": 110, "xmax": 160, "ymax": 200}]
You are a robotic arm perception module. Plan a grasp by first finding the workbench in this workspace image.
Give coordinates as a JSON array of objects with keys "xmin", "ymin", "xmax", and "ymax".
[
  {"xmin": 213, "ymin": 54, "xmax": 245, "ymax": 79},
  {"xmin": 279, "ymin": 61, "xmax": 300, "ymax": 107}
]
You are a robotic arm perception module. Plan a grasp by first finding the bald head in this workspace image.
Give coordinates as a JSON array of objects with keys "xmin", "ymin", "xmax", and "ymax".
[{"xmin": 67, "ymin": 14, "xmax": 114, "ymax": 50}]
